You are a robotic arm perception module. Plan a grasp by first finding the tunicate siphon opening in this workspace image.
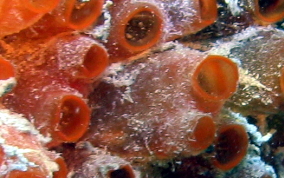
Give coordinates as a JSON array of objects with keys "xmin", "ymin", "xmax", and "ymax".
[
  {"xmin": 198, "ymin": 0, "xmax": 217, "ymax": 22},
  {"xmin": 22, "ymin": 0, "xmax": 60, "ymax": 13},
  {"xmin": 0, "ymin": 57, "xmax": 15, "ymax": 80},
  {"xmin": 108, "ymin": 165, "xmax": 135, "ymax": 178},
  {"xmin": 213, "ymin": 124, "xmax": 248, "ymax": 170},
  {"xmin": 125, "ymin": 11, "xmax": 160, "ymax": 46},
  {"xmin": 53, "ymin": 157, "xmax": 68, "ymax": 178},
  {"xmin": 192, "ymin": 55, "xmax": 238, "ymax": 101},
  {"xmin": 121, "ymin": 4, "xmax": 163, "ymax": 51},
  {"xmin": 55, "ymin": 95, "xmax": 90, "ymax": 142},
  {"xmin": 65, "ymin": 0, "xmax": 104, "ymax": 29},
  {"xmin": 81, "ymin": 44, "xmax": 108, "ymax": 78},
  {"xmin": 256, "ymin": 0, "xmax": 284, "ymax": 22},
  {"xmin": 188, "ymin": 116, "xmax": 215, "ymax": 151}
]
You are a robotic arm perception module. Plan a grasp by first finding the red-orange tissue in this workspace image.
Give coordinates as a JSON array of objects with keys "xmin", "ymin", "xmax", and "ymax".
[
  {"xmin": 3, "ymin": 85, "xmax": 91, "ymax": 148},
  {"xmin": 83, "ymin": 47, "xmax": 238, "ymax": 162},
  {"xmin": 213, "ymin": 124, "xmax": 249, "ymax": 171},
  {"xmin": 0, "ymin": 0, "xmax": 60, "ymax": 37},
  {"xmin": 158, "ymin": 0, "xmax": 217, "ymax": 41},
  {"xmin": 2, "ymin": 66, "xmax": 91, "ymax": 147},
  {"xmin": 55, "ymin": 0, "xmax": 104, "ymax": 30},
  {"xmin": 0, "ymin": 109, "xmax": 67, "ymax": 177},
  {"xmin": 1, "ymin": 31, "xmax": 109, "ymax": 96},
  {"xmin": 244, "ymin": 0, "xmax": 284, "ymax": 24},
  {"xmin": 42, "ymin": 32, "xmax": 109, "ymax": 81},
  {"xmin": 0, "ymin": 57, "xmax": 16, "ymax": 98},
  {"xmin": 106, "ymin": 0, "xmax": 164, "ymax": 62}
]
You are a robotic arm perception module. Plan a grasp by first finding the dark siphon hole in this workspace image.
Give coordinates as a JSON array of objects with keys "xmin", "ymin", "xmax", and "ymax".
[
  {"xmin": 125, "ymin": 11, "xmax": 157, "ymax": 46},
  {"xmin": 215, "ymin": 129, "xmax": 241, "ymax": 164},
  {"xmin": 259, "ymin": 0, "xmax": 279, "ymax": 13},
  {"xmin": 109, "ymin": 167, "xmax": 133, "ymax": 178}
]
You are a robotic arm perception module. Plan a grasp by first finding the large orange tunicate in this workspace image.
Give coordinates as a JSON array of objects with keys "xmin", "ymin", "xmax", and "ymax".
[
  {"xmin": 106, "ymin": 0, "xmax": 164, "ymax": 62},
  {"xmin": 83, "ymin": 48, "xmax": 238, "ymax": 162}
]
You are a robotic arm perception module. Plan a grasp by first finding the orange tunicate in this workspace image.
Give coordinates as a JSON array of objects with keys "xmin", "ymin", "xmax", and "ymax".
[
  {"xmin": 0, "ymin": 0, "xmax": 60, "ymax": 37},
  {"xmin": 2, "ymin": 72, "xmax": 91, "ymax": 147},
  {"xmin": 0, "ymin": 32, "xmax": 108, "ymax": 96},
  {"xmin": 106, "ymin": 0, "xmax": 164, "ymax": 62},
  {"xmin": 44, "ymin": 32, "xmax": 109, "ymax": 80},
  {"xmin": 0, "ymin": 57, "xmax": 14, "ymax": 80},
  {"xmin": 252, "ymin": 0, "xmax": 284, "ymax": 23},
  {"xmin": 51, "ymin": 94, "xmax": 91, "ymax": 144},
  {"xmin": 188, "ymin": 116, "xmax": 216, "ymax": 151},
  {"xmin": 213, "ymin": 124, "xmax": 249, "ymax": 171},
  {"xmin": 59, "ymin": 0, "xmax": 104, "ymax": 30},
  {"xmin": 191, "ymin": 55, "xmax": 239, "ymax": 112},
  {"xmin": 83, "ymin": 48, "xmax": 228, "ymax": 162}
]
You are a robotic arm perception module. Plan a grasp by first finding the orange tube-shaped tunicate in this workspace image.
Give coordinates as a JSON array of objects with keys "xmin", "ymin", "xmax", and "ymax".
[
  {"xmin": 213, "ymin": 124, "xmax": 249, "ymax": 171},
  {"xmin": 157, "ymin": 0, "xmax": 217, "ymax": 41},
  {"xmin": 55, "ymin": 0, "xmax": 104, "ymax": 30},
  {"xmin": 31, "ymin": 92, "xmax": 90, "ymax": 147},
  {"xmin": 250, "ymin": 0, "xmax": 284, "ymax": 23},
  {"xmin": 43, "ymin": 32, "xmax": 109, "ymax": 80},
  {"xmin": 191, "ymin": 55, "xmax": 239, "ymax": 112},
  {"xmin": 1, "ymin": 32, "xmax": 108, "ymax": 97},
  {"xmin": 187, "ymin": 116, "xmax": 216, "ymax": 151},
  {"xmin": 2, "ymin": 72, "xmax": 91, "ymax": 147},
  {"xmin": 83, "ymin": 48, "xmax": 224, "ymax": 162},
  {"xmin": 10, "ymin": 0, "xmax": 104, "ymax": 39},
  {"xmin": 106, "ymin": 0, "xmax": 164, "ymax": 62},
  {"xmin": 0, "ymin": 0, "xmax": 60, "ymax": 37},
  {"xmin": 0, "ymin": 57, "xmax": 15, "ymax": 80}
]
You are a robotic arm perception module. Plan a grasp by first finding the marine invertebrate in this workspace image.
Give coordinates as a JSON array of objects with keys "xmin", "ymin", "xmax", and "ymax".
[
  {"xmin": 1, "ymin": 0, "xmax": 284, "ymax": 177},
  {"xmin": 83, "ymin": 47, "xmax": 238, "ymax": 162},
  {"xmin": 244, "ymin": 0, "xmax": 284, "ymax": 23},
  {"xmin": 0, "ymin": 0, "xmax": 60, "ymax": 37},
  {"xmin": 54, "ymin": 0, "xmax": 104, "ymax": 30},
  {"xmin": 106, "ymin": 0, "xmax": 164, "ymax": 62},
  {"xmin": 210, "ymin": 26, "xmax": 284, "ymax": 115},
  {"xmin": 213, "ymin": 124, "xmax": 249, "ymax": 171}
]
